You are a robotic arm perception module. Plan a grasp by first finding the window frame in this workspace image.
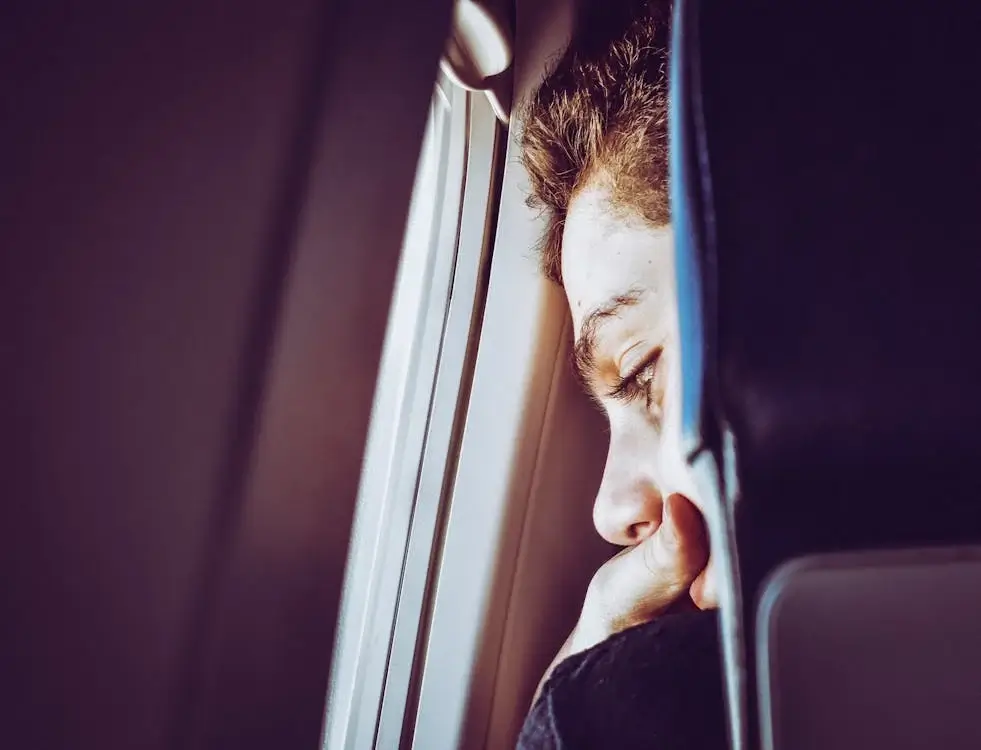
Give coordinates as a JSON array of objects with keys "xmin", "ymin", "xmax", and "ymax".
[{"xmin": 324, "ymin": 80, "xmax": 505, "ymax": 750}]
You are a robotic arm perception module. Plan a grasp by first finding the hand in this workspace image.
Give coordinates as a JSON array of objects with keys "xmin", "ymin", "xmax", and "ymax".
[
  {"xmin": 569, "ymin": 492, "xmax": 710, "ymax": 655},
  {"xmin": 530, "ymin": 494, "xmax": 712, "ymax": 706}
]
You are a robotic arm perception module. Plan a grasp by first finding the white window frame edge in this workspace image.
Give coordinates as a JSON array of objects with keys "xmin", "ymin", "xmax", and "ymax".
[
  {"xmin": 325, "ymin": 80, "xmax": 505, "ymax": 750},
  {"xmin": 324, "ymin": 76, "xmax": 469, "ymax": 750},
  {"xmin": 376, "ymin": 91, "xmax": 504, "ymax": 750}
]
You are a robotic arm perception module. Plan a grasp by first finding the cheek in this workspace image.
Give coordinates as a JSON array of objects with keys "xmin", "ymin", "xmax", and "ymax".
[
  {"xmin": 605, "ymin": 407, "xmax": 703, "ymax": 513},
  {"xmin": 654, "ymin": 356, "xmax": 704, "ymax": 509},
  {"xmin": 655, "ymin": 429, "xmax": 700, "ymax": 507}
]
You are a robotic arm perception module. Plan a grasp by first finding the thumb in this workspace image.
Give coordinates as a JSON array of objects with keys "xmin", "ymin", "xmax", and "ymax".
[
  {"xmin": 643, "ymin": 493, "xmax": 709, "ymax": 580},
  {"xmin": 690, "ymin": 554, "xmax": 719, "ymax": 609}
]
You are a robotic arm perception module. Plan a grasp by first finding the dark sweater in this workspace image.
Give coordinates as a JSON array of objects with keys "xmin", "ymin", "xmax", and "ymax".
[{"xmin": 516, "ymin": 611, "xmax": 728, "ymax": 749}]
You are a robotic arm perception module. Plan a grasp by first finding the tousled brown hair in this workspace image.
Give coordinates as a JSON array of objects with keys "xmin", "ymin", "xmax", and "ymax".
[{"xmin": 520, "ymin": 1, "xmax": 673, "ymax": 285}]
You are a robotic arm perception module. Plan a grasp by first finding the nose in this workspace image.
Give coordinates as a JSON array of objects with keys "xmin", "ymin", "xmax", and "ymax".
[{"xmin": 592, "ymin": 447, "xmax": 664, "ymax": 546}]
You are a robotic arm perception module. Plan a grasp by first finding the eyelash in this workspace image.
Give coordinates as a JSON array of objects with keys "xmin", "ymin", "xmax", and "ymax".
[{"xmin": 609, "ymin": 348, "xmax": 663, "ymax": 406}]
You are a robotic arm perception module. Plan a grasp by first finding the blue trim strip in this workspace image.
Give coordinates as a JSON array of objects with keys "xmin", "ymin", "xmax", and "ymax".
[{"xmin": 668, "ymin": 0, "xmax": 706, "ymax": 445}]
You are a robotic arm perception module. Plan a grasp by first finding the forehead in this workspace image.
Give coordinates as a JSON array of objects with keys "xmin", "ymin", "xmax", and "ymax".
[{"xmin": 561, "ymin": 184, "xmax": 674, "ymax": 334}]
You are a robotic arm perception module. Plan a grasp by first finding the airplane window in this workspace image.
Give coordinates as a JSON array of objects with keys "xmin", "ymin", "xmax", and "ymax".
[{"xmin": 324, "ymin": 75, "xmax": 505, "ymax": 750}]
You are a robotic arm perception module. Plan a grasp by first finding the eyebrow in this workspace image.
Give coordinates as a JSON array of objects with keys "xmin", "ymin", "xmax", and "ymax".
[{"xmin": 571, "ymin": 288, "xmax": 644, "ymax": 390}]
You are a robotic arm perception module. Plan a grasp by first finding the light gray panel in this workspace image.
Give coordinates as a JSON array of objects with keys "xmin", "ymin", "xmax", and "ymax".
[{"xmin": 759, "ymin": 549, "xmax": 981, "ymax": 750}]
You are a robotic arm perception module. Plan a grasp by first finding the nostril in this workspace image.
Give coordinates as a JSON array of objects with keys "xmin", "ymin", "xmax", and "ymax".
[{"xmin": 626, "ymin": 519, "xmax": 657, "ymax": 544}]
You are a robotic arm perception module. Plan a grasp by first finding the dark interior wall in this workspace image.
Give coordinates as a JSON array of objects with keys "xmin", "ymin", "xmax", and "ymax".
[{"xmin": 0, "ymin": 1, "xmax": 450, "ymax": 748}]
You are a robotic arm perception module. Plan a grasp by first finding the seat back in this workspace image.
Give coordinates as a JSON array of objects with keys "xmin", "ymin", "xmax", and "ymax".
[{"xmin": 671, "ymin": 1, "xmax": 981, "ymax": 747}]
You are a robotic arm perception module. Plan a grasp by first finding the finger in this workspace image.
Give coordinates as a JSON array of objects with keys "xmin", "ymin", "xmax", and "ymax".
[
  {"xmin": 690, "ymin": 554, "xmax": 719, "ymax": 609},
  {"xmin": 645, "ymin": 493, "xmax": 709, "ymax": 581}
]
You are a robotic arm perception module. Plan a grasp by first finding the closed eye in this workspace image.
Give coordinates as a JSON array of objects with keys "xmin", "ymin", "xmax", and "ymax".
[{"xmin": 607, "ymin": 347, "xmax": 663, "ymax": 403}]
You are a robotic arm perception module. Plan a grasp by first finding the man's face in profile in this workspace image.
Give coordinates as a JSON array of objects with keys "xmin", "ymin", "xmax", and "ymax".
[
  {"xmin": 561, "ymin": 180, "xmax": 717, "ymax": 608},
  {"xmin": 520, "ymin": 2, "xmax": 716, "ymax": 607}
]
